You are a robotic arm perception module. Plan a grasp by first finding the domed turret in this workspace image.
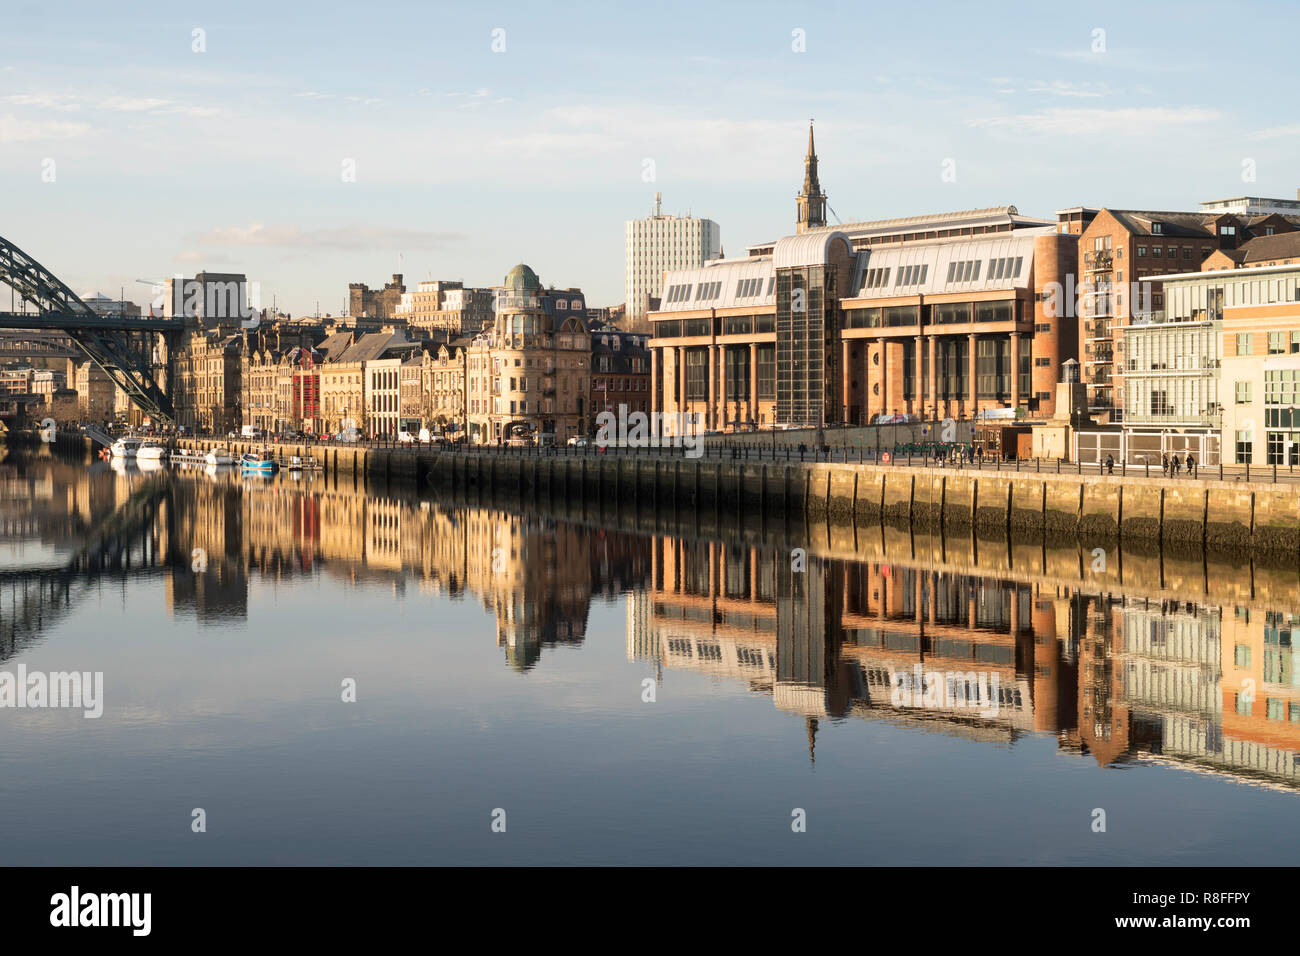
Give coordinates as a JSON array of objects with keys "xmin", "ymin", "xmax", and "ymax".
[{"xmin": 504, "ymin": 263, "xmax": 541, "ymax": 293}]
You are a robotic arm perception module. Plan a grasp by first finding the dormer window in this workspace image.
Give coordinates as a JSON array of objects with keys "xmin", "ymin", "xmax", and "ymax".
[{"xmin": 1151, "ymin": 222, "xmax": 1163, "ymax": 235}]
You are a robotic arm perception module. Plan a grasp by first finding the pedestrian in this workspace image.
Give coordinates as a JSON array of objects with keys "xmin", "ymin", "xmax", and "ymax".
[
  {"xmin": 1186, "ymin": 452, "xmax": 1196, "ymax": 478},
  {"xmin": 1161, "ymin": 454, "xmax": 1169, "ymax": 476},
  {"xmin": 1105, "ymin": 453, "xmax": 1114, "ymax": 475},
  {"xmin": 1171, "ymin": 453, "xmax": 1181, "ymax": 475}
]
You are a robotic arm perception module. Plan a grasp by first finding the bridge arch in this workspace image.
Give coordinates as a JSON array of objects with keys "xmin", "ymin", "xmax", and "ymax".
[{"xmin": 0, "ymin": 234, "xmax": 176, "ymax": 421}]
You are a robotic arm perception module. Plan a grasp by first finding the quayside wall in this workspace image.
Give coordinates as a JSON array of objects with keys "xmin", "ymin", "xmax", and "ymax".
[{"xmin": 152, "ymin": 439, "xmax": 1300, "ymax": 557}]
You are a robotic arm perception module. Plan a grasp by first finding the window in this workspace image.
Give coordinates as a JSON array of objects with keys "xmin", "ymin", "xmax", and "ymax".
[
  {"xmin": 684, "ymin": 349, "xmax": 707, "ymax": 399},
  {"xmin": 948, "ymin": 260, "xmax": 981, "ymax": 283},
  {"xmin": 894, "ymin": 263, "xmax": 929, "ymax": 287},
  {"xmin": 694, "ymin": 281, "xmax": 722, "ymax": 302},
  {"xmin": 1236, "ymin": 333, "xmax": 1253, "ymax": 356},
  {"xmin": 1236, "ymin": 429, "xmax": 1254, "ymax": 464},
  {"xmin": 859, "ymin": 267, "xmax": 891, "ymax": 291},
  {"xmin": 1137, "ymin": 246, "xmax": 1147, "ymax": 257},
  {"xmin": 1236, "ymin": 381, "xmax": 1252, "ymax": 404}
]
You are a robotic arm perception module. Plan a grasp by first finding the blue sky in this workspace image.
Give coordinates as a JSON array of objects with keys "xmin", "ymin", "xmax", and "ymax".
[{"xmin": 2, "ymin": 0, "xmax": 1297, "ymax": 315}]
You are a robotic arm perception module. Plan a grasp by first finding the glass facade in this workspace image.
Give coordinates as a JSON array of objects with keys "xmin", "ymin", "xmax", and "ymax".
[
  {"xmin": 1122, "ymin": 320, "xmax": 1222, "ymax": 426},
  {"xmin": 776, "ymin": 265, "xmax": 835, "ymax": 426}
]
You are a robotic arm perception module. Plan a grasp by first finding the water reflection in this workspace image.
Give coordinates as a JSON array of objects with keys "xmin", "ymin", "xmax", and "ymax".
[{"xmin": 6, "ymin": 451, "xmax": 1300, "ymax": 798}]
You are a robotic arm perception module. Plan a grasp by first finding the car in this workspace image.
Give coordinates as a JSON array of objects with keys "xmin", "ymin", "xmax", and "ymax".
[{"xmin": 567, "ymin": 436, "xmax": 589, "ymax": 447}]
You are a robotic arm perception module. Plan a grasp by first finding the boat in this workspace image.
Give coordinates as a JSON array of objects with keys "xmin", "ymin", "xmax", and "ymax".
[
  {"xmin": 205, "ymin": 446, "xmax": 234, "ymax": 466},
  {"xmin": 110, "ymin": 436, "xmax": 143, "ymax": 458},
  {"xmin": 136, "ymin": 440, "xmax": 169, "ymax": 462},
  {"xmin": 240, "ymin": 450, "xmax": 279, "ymax": 475}
]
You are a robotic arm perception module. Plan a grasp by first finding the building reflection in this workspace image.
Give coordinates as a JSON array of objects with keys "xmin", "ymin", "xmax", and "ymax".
[
  {"xmin": 630, "ymin": 535, "xmax": 1300, "ymax": 791},
  {"xmin": 155, "ymin": 468, "xmax": 651, "ymax": 669},
  {"xmin": 10, "ymin": 455, "xmax": 1300, "ymax": 792}
]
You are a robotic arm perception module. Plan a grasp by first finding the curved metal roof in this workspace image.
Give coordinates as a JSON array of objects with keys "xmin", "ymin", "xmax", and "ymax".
[{"xmin": 772, "ymin": 230, "xmax": 851, "ymax": 269}]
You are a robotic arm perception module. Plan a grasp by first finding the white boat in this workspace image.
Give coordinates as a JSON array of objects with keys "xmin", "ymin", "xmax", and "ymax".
[
  {"xmin": 136, "ymin": 440, "xmax": 169, "ymax": 461},
  {"xmin": 205, "ymin": 446, "xmax": 234, "ymax": 466},
  {"xmin": 110, "ymin": 437, "xmax": 142, "ymax": 458}
]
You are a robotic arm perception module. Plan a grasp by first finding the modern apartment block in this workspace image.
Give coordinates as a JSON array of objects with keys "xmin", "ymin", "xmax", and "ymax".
[
  {"xmin": 1123, "ymin": 262, "xmax": 1300, "ymax": 465},
  {"xmin": 624, "ymin": 193, "xmax": 720, "ymax": 330},
  {"xmin": 647, "ymin": 132, "xmax": 1077, "ymax": 430},
  {"xmin": 1057, "ymin": 200, "xmax": 1300, "ymax": 423}
]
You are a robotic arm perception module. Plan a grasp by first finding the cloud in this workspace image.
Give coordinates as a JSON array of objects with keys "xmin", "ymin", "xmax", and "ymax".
[
  {"xmin": 0, "ymin": 112, "xmax": 91, "ymax": 142},
  {"xmin": 5, "ymin": 93, "xmax": 81, "ymax": 111},
  {"xmin": 1249, "ymin": 124, "xmax": 1300, "ymax": 141},
  {"xmin": 99, "ymin": 96, "xmax": 173, "ymax": 112},
  {"xmin": 1025, "ymin": 80, "xmax": 1110, "ymax": 98},
  {"xmin": 196, "ymin": 224, "xmax": 467, "ymax": 251},
  {"xmin": 969, "ymin": 106, "xmax": 1219, "ymax": 136},
  {"xmin": 175, "ymin": 249, "xmax": 232, "ymax": 264},
  {"xmin": 4, "ymin": 92, "xmax": 222, "ymax": 118}
]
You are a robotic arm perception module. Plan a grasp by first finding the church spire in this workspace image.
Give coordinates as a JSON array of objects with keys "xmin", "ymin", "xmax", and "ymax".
[{"xmin": 796, "ymin": 120, "xmax": 827, "ymax": 234}]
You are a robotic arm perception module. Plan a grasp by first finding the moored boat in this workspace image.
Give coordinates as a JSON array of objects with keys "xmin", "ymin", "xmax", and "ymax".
[
  {"xmin": 205, "ymin": 446, "xmax": 234, "ymax": 466},
  {"xmin": 240, "ymin": 449, "xmax": 278, "ymax": 475},
  {"xmin": 136, "ymin": 440, "xmax": 168, "ymax": 461},
  {"xmin": 110, "ymin": 436, "xmax": 142, "ymax": 458}
]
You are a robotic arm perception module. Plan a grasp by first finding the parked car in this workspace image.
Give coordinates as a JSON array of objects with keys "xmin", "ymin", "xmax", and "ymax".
[{"xmin": 567, "ymin": 435, "xmax": 589, "ymax": 447}]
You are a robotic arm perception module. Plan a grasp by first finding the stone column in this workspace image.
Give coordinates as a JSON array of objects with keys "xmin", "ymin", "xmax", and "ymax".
[
  {"xmin": 1010, "ymin": 331, "xmax": 1021, "ymax": 408},
  {"xmin": 968, "ymin": 332, "xmax": 979, "ymax": 413},
  {"xmin": 650, "ymin": 346, "xmax": 660, "ymax": 416},
  {"xmin": 677, "ymin": 347, "xmax": 687, "ymax": 427},
  {"xmin": 928, "ymin": 335, "xmax": 938, "ymax": 419},
  {"xmin": 914, "ymin": 335, "xmax": 925, "ymax": 415},
  {"xmin": 841, "ymin": 339, "xmax": 852, "ymax": 424},
  {"xmin": 878, "ymin": 339, "xmax": 888, "ymax": 418},
  {"xmin": 706, "ymin": 344, "xmax": 718, "ymax": 430}
]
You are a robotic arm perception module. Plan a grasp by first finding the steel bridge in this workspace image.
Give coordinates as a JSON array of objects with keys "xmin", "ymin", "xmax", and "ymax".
[
  {"xmin": 0, "ymin": 331, "xmax": 81, "ymax": 360},
  {"xmin": 0, "ymin": 235, "xmax": 183, "ymax": 422}
]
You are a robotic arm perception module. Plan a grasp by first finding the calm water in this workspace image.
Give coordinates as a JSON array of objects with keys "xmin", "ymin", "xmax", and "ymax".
[{"xmin": 2, "ymin": 446, "xmax": 1300, "ymax": 866}]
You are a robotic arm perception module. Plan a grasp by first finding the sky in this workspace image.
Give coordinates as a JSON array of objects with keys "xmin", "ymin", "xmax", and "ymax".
[{"xmin": 2, "ymin": 0, "xmax": 1298, "ymax": 316}]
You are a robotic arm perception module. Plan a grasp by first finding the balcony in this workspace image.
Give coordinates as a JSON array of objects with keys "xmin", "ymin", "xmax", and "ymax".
[
  {"xmin": 1084, "ymin": 320, "xmax": 1112, "ymax": 341},
  {"xmin": 1123, "ymin": 410, "xmax": 1221, "ymax": 428},
  {"xmin": 1084, "ymin": 251, "xmax": 1114, "ymax": 272}
]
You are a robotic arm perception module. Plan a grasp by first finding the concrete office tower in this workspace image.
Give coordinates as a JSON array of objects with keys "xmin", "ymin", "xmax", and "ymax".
[{"xmin": 624, "ymin": 193, "xmax": 720, "ymax": 331}]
